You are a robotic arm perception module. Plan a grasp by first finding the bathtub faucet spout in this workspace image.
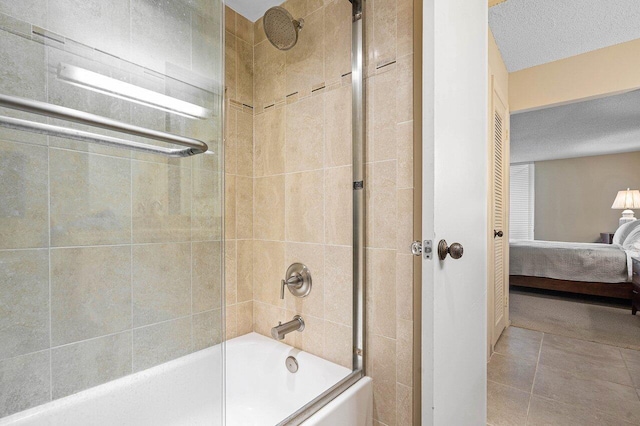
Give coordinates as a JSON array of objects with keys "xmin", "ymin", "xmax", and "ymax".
[{"xmin": 271, "ymin": 315, "xmax": 305, "ymax": 340}]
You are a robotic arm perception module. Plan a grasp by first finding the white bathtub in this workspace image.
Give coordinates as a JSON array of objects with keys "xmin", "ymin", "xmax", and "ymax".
[
  {"xmin": 226, "ymin": 333, "xmax": 372, "ymax": 425},
  {"xmin": 0, "ymin": 332, "xmax": 372, "ymax": 425}
]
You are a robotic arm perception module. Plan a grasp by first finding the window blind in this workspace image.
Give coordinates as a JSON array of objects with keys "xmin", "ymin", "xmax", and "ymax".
[{"xmin": 510, "ymin": 163, "xmax": 534, "ymax": 240}]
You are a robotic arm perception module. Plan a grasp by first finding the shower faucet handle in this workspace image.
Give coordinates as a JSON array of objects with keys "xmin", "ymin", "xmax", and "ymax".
[
  {"xmin": 280, "ymin": 263, "xmax": 312, "ymax": 299},
  {"xmin": 280, "ymin": 275, "xmax": 303, "ymax": 299}
]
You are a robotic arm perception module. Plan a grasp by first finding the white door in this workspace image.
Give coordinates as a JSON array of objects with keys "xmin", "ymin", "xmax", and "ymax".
[
  {"xmin": 421, "ymin": 0, "xmax": 488, "ymax": 424},
  {"xmin": 489, "ymin": 85, "xmax": 510, "ymax": 349}
]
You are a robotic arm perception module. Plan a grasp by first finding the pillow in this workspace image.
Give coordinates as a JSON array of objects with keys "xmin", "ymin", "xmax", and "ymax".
[
  {"xmin": 613, "ymin": 220, "xmax": 640, "ymax": 246},
  {"xmin": 623, "ymin": 224, "xmax": 640, "ymax": 251}
]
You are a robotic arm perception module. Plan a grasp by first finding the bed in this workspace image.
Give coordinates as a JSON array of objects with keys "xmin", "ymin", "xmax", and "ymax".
[{"xmin": 509, "ymin": 221, "xmax": 640, "ymax": 300}]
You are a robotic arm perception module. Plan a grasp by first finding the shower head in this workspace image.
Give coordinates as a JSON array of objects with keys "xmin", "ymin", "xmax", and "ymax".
[{"xmin": 263, "ymin": 6, "xmax": 304, "ymax": 51}]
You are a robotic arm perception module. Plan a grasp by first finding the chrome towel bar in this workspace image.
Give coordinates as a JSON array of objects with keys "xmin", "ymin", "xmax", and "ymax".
[
  {"xmin": 0, "ymin": 116, "xmax": 201, "ymax": 157},
  {"xmin": 0, "ymin": 93, "xmax": 209, "ymax": 157}
]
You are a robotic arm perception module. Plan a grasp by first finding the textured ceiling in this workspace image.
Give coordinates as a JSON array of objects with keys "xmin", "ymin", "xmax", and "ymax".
[
  {"xmin": 510, "ymin": 90, "xmax": 640, "ymax": 164},
  {"xmin": 226, "ymin": 0, "xmax": 283, "ymax": 22},
  {"xmin": 489, "ymin": 0, "xmax": 640, "ymax": 72}
]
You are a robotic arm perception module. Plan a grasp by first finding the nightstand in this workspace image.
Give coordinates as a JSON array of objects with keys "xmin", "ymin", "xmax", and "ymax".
[
  {"xmin": 600, "ymin": 232, "xmax": 615, "ymax": 244},
  {"xmin": 632, "ymin": 257, "xmax": 640, "ymax": 315}
]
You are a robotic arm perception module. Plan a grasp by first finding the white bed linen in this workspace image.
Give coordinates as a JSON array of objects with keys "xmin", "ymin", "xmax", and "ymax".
[{"xmin": 509, "ymin": 240, "xmax": 636, "ymax": 283}]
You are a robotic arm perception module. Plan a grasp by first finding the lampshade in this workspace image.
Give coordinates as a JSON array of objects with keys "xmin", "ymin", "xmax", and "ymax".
[{"xmin": 611, "ymin": 188, "xmax": 640, "ymax": 209}]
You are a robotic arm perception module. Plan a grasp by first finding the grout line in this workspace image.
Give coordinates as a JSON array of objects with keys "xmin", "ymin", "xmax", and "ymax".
[
  {"xmin": 253, "ymin": 163, "xmax": 354, "ymax": 179},
  {"xmin": 511, "ymin": 326, "xmax": 638, "ymax": 418},
  {"xmin": 0, "ymin": 240, "xmax": 223, "ymax": 252},
  {"xmin": 49, "ymin": 328, "xmax": 136, "ymax": 353},
  {"xmin": 616, "ymin": 347, "xmax": 640, "ymax": 401},
  {"xmin": 252, "ymin": 300, "xmax": 345, "ymax": 328},
  {"xmin": 132, "ymin": 314, "xmax": 196, "ymax": 333},
  {"xmin": 0, "ymin": 247, "xmax": 51, "ymax": 253},
  {"xmin": 130, "ymin": 149, "xmax": 134, "ymax": 374},
  {"xmin": 529, "ymin": 392, "xmax": 640, "ymax": 425},
  {"xmin": 189, "ymin": 7, "xmax": 193, "ymax": 72},
  {"xmin": 618, "ymin": 349, "xmax": 640, "ymax": 402},
  {"xmin": 282, "ymin": 75, "xmax": 288, "ymax": 307},
  {"xmin": 0, "ymin": 348, "xmax": 52, "ymax": 364},
  {"xmin": 505, "ymin": 323, "xmax": 636, "ymax": 349},
  {"xmin": 248, "ymin": 237, "xmax": 353, "ymax": 248},
  {"xmin": 525, "ymin": 332, "xmax": 544, "ymax": 423},
  {"xmin": 536, "ymin": 355, "xmax": 640, "ymax": 391},
  {"xmin": 487, "ymin": 379, "xmax": 530, "ymax": 395},
  {"xmin": 321, "ymin": 82, "xmax": 328, "ymax": 348},
  {"xmin": 190, "ymin": 165, "xmax": 194, "ymax": 353},
  {"xmin": 492, "ymin": 347, "xmax": 540, "ymax": 364},
  {"xmin": 45, "ymin": 37, "xmax": 52, "ymax": 401},
  {"xmin": 247, "ymin": 239, "xmax": 392, "ymax": 250},
  {"xmin": 47, "ymin": 136, "xmax": 52, "ymax": 402}
]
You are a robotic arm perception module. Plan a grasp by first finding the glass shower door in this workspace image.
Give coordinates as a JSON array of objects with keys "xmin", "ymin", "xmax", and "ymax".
[{"xmin": 0, "ymin": 1, "xmax": 224, "ymax": 423}]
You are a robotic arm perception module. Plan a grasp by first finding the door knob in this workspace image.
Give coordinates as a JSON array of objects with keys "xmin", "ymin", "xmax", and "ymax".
[
  {"xmin": 437, "ymin": 240, "xmax": 464, "ymax": 260},
  {"xmin": 494, "ymin": 230, "xmax": 503, "ymax": 238}
]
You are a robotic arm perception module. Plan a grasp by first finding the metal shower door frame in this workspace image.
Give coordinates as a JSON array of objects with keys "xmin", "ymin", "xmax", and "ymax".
[{"xmin": 277, "ymin": 0, "xmax": 366, "ymax": 423}]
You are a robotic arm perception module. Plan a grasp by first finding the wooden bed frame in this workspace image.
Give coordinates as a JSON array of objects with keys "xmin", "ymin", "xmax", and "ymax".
[{"xmin": 510, "ymin": 275, "xmax": 634, "ymax": 300}]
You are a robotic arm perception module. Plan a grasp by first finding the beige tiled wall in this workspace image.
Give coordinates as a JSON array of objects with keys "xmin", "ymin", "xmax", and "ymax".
[
  {"xmin": 364, "ymin": 0, "xmax": 415, "ymax": 423},
  {"xmin": 224, "ymin": 7, "xmax": 255, "ymax": 339},
  {"xmin": 241, "ymin": 0, "xmax": 416, "ymax": 424},
  {"xmin": 249, "ymin": 0, "xmax": 356, "ymax": 371},
  {"xmin": 0, "ymin": 1, "xmax": 224, "ymax": 418}
]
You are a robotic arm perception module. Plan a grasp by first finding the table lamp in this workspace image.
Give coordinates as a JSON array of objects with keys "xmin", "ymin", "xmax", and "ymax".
[{"xmin": 611, "ymin": 188, "xmax": 640, "ymax": 226}]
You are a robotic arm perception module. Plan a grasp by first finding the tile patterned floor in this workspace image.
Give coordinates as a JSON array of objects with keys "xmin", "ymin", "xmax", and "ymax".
[{"xmin": 488, "ymin": 326, "xmax": 640, "ymax": 425}]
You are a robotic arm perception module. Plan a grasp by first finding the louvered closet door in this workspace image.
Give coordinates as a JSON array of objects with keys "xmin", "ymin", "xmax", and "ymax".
[{"xmin": 491, "ymin": 88, "xmax": 509, "ymax": 347}]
